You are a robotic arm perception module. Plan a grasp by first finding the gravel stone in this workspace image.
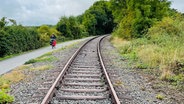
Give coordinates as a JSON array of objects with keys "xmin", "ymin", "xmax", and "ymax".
[
  {"xmin": 101, "ymin": 36, "xmax": 184, "ymax": 104},
  {"xmin": 9, "ymin": 36, "xmax": 184, "ymax": 104}
]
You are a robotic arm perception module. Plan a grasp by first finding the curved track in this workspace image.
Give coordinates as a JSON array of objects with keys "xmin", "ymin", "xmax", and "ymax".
[{"xmin": 41, "ymin": 36, "xmax": 120, "ymax": 104}]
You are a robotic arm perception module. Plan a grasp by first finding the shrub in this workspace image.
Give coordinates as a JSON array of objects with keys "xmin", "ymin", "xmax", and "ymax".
[
  {"xmin": 0, "ymin": 26, "xmax": 44, "ymax": 57},
  {"xmin": 0, "ymin": 90, "xmax": 14, "ymax": 103}
]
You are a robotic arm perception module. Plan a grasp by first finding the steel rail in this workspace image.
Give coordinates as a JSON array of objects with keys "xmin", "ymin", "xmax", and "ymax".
[
  {"xmin": 41, "ymin": 37, "xmax": 97, "ymax": 104},
  {"xmin": 41, "ymin": 35, "xmax": 120, "ymax": 104},
  {"xmin": 97, "ymin": 35, "xmax": 120, "ymax": 104}
]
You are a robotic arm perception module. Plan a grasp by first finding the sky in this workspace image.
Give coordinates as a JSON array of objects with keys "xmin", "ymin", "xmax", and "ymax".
[
  {"xmin": 0, "ymin": 0, "xmax": 183, "ymax": 26},
  {"xmin": 0, "ymin": 0, "xmax": 98, "ymax": 26},
  {"xmin": 170, "ymin": 0, "xmax": 184, "ymax": 13}
]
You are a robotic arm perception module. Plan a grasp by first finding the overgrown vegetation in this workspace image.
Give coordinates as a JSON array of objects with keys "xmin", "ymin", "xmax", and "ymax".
[
  {"xmin": 110, "ymin": 0, "xmax": 171, "ymax": 39},
  {"xmin": 111, "ymin": 12, "xmax": 184, "ymax": 90}
]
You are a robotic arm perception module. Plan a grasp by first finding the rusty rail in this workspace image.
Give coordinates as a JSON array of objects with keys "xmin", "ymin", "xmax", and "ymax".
[
  {"xmin": 41, "ymin": 37, "xmax": 96, "ymax": 104},
  {"xmin": 41, "ymin": 35, "xmax": 120, "ymax": 104},
  {"xmin": 98, "ymin": 35, "xmax": 120, "ymax": 104}
]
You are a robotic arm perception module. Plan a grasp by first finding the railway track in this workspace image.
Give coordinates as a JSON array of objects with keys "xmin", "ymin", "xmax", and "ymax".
[{"xmin": 41, "ymin": 36, "xmax": 120, "ymax": 104}]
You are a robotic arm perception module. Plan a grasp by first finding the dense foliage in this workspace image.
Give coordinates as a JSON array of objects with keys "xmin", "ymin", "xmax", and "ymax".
[
  {"xmin": 56, "ymin": 1, "xmax": 115, "ymax": 38},
  {"xmin": 82, "ymin": 1, "xmax": 115, "ymax": 35},
  {"xmin": 56, "ymin": 16, "xmax": 85, "ymax": 39},
  {"xmin": 112, "ymin": 13, "xmax": 184, "ymax": 89},
  {"xmin": 110, "ymin": 0, "xmax": 171, "ymax": 39},
  {"xmin": 0, "ymin": 18, "xmax": 43, "ymax": 57},
  {"xmin": 110, "ymin": 0, "xmax": 184, "ymax": 89},
  {"xmin": 37, "ymin": 25, "xmax": 61, "ymax": 45}
]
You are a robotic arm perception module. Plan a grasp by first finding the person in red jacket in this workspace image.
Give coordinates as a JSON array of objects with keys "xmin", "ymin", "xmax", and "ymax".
[
  {"xmin": 50, "ymin": 34, "xmax": 57, "ymax": 49},
  {"xmin": 52, "ymin": 39, "xmax": 56, "ymax": 49}
]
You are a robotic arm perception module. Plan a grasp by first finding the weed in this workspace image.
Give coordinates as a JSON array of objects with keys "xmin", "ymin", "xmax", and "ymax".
[
  {"xmin": 114, "ymin": 80, "xmax": 123, "ymax": 86},
  {"xmin": 2, "ymin": 70, "xmax": 25, "ymax": 84},
  {"xmin": 135, "ymin": 62, "xmax": 149, "ymax": 69},
  {"xmin": 111, "ymin": 15, "xmax": 184, "ymax": 89},
  {"xmin": 30, "ymin": 65, "xmax": 52, "ymax": 71},
  {"xmin": 156, "ymin": 94, "xmax": 164, "ymax": 100},
  {"xmin": 160, "ymin": 65, "xmax": 174, "ymax": 81}
]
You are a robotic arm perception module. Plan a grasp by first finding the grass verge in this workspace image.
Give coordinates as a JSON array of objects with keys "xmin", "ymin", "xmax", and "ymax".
[{"xmin": 111, "ymin": 16, "xmax": 184, "ymax": 90}]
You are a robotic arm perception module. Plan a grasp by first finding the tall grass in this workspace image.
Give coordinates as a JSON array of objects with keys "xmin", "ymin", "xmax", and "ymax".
[{"xmin": 111, "ymin": 14, "xmax": 184, "ymax": 89}]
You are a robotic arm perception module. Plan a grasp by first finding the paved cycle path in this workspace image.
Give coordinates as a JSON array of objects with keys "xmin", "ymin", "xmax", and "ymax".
[{"xmin": 0, "ymin": 37, "xmax": 91, "ymax": 75}]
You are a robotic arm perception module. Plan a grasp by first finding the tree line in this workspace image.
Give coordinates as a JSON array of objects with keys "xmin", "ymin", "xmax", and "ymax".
[
  {"xmin": 0, "ymin": 18, "xmax": 42, "ymax": 57},
  {"xmin": 109, "ymin": 0, "xmax": 172, "ymax": 39},
  {"xmin": 0, "ymin": 0, "xmax": 181, "ymax": 57},
  {"xmin": 0, "ymin": 1, "xmax": 114, "ymax": 57},
  {"xmin": 56, "ymin": 1, "xmax": 114, "ymax": 38}
]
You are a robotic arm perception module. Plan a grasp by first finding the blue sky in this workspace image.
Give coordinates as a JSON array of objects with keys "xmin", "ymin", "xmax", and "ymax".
[{"xmin": 0, "ymin": 0, "xmax": 183, "ymax": 26}]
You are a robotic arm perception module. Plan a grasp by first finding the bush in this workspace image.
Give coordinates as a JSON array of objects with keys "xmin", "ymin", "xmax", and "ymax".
[
  {"xmin": 0, "ymin": 90, "xmax": 14, "ymax": 103},
  {"xmin": 0, "ymin": 26, "xmax": 44, "ymax": 57}
]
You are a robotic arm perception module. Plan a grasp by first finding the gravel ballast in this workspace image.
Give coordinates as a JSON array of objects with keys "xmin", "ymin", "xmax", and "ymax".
[
  {"xmin": 101, "ymin": 36, "xmax": 184, "ymax": 104},
  {"xmin": 8, "ymin": 36, "xmax": 184, "ymax": 104}
]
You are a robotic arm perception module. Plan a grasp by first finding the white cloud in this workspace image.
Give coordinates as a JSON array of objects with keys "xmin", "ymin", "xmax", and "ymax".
[
  {"xmin": 0, "ymin": 0, "xmax": 98, "ymax": 26},
  {"xmin": 0, "ymin": 0, "xmax": 183, "ymax": 26},
  {"xmin": 169, "ymin": 0, "xmax": 184, "ymax": 13}
]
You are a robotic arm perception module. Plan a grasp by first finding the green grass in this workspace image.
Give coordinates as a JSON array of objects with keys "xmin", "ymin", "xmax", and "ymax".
[
  {"xmin": 0, "ymin": 53, "xmax": 22, "ymax": 61},
  {"xmin": 24, "ymin": 41, "xmax": 80, "ymax": 65},
  {"xmin": 24, "ymin": 52, "xmax": 57, "ymax": 64}
]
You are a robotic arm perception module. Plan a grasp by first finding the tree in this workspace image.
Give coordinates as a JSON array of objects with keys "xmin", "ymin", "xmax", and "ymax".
[
  {"xmin": 9, "ymin": 19, "xmax": 17, "ymax": 26},
  {"xmin": 82, "ymin": 1, "xmax": 115, "ymax": 35},
  {"xmin": 37, "ymin": 25, "xmax": 50, "ymax": 44},
  {"xmin": 56, "ymin": 16, "xmax": 72, "ymax": 38},
  {"xmin": 109, "ymin": 0, "xmax": 127, "ymax": 23},
  {"xmin": 82, "ymin": 12, "xmax": 97, "ymax": 35},
  {"xmin": 110, "ymin": 0, "xmax": 171, "ymax": 39},
  {"xmin": 0, "ymin": 25, "xmax": 43, "ymax": 57},
  {"xmin": 37, "ymin": 25, "xmax": 60, "ymax": 44},
  {"xmin": 56, "ymin": 16, "xmax": 85, "ymax": 39},
  {"xmin": 0, "ymin": 17, "xmax": 8, "ymax": 29}
]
